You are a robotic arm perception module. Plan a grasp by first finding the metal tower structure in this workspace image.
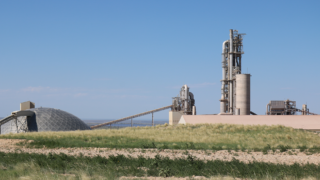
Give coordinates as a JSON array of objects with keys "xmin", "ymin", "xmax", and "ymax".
[{"xmin": 220, "ymin": 29, "xmax": 247, "ymax": 114}]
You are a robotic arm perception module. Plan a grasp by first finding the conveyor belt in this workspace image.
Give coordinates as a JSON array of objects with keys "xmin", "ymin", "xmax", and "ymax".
[
  {"xmin": 90, "ymin": 105, "xmax": 173, "ymax": 129},
  {"xmin": 0, "ymin": 115, "xmax": 15, "ymax": 126},
  {"xmin": 250, "ymin": 111, "xmax": 257, "ymax": 115},
  {"xmin": 296, "ymin": 109, "xmax": 318, "ymax": 115}
]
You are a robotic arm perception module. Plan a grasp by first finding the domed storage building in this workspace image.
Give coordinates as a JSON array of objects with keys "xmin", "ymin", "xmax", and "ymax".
[{"xmin": 0, "ymin": 101, "xmax": 91, "ymax": 134}]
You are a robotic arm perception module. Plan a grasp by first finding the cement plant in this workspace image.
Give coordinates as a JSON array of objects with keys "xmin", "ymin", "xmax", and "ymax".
[
  {"xmin": 0, "ymin": 29, "xmax": 319, "ymax": 134},
  {"xmin": 1, "ymin": 30, "xmax": 320, "ymax": 180}
]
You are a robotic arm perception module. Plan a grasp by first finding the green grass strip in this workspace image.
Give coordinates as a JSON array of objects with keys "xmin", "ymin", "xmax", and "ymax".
[
  {"xmin": 2, "ymin": 124, "xmax": 320, "ymax": 151},
  {"xmin": 0, "ymin": 152, "xmax": 320, "ymax": 179},
  {"xmin": 12, "ymin": 136, "xmax": 320, "ymax": 154}
]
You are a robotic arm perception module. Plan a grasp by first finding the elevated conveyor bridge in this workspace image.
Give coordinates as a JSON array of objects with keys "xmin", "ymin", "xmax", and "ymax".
[
  {"xmin": 90, "ymin": 105, "xmax": 173, "ymax": 129},
  {"xmin": 0, "ymin": 111, "xmax": 35, "ymax": 134}
]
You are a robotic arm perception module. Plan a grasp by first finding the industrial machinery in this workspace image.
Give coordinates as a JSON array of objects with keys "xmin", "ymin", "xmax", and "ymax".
[
  {"xmin": 168, "ymin": 85, "xmax": 196, "ymax": 125},
  {"xmin": 172, "ymin": 85, "xmax": 196, "ymax": 115},
  {"xmin": 266, "ymin": 99, "xmax": 297, "ymax": 115},
  {"xmin": 93, "ymin": 84, "xmax": 196, "ymax": 128},
  {"xmin": 219, "ymin": 29, "xmax": 251, "ymax": 115},
  {"xmin": 266, "ymin": 100, "xmax": 317, "ymax": 115}
]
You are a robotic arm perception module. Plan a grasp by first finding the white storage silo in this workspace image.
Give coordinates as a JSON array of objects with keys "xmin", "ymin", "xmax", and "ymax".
[{"xmin": 236, "ymin": 74, "xmax": 251, "ymax": 115}]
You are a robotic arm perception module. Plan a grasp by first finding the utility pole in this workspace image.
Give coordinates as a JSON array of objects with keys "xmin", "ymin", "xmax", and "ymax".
[{"xmin": 152, "ymin": 112, "xmax": 154, "ymax": 126}]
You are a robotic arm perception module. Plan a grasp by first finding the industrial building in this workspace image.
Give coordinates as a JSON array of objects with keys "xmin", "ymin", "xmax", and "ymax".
[
  {"xmin": 266, "ymin": 100, "xmax": 297, "ymax": 115},
  {"xmin": 219, "ymin": 30, "xmax": 251, "ymax": 115},
  {"xmin": 0, "ymin": 101, "xmax": 91, "ymax": 134},
  {"xmin": 168, "ymin": 29, "xmax": 253, "ymax": 125},
  {"xmin": 177, "ymin": 29, "xmax": 319, "ymax": 130},
  {"xmin": 178, "ymin": 115, "xmax": 320, "ymax": 131},
  {"xmin": 91, "ymin": 29, "xmax": 319, "ymax": 129},
  {"xmin": 169, "ymin": 85, "xmax": 196, "ymax": 125}
]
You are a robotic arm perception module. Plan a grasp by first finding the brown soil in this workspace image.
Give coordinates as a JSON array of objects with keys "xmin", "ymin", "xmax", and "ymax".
[
  {"xmin": 0, "ymin": 139, "xmax": 320, "ymax": 165},
  {"xmin": 119, "ymin": 176, "xmax": 240, "ymax": 180},
  {"xmin": 0, "ymin": 139, "xmax": 29, "ymax": 148},
  {"xmin": 120, "ymin": 176, "xmax": 205, "ymax": 180}
]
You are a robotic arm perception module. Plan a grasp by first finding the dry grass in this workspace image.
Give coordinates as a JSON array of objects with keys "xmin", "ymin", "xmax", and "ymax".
[{"xmin": 1, "ymin": 124, "xmax": 320, "ymax": 150}]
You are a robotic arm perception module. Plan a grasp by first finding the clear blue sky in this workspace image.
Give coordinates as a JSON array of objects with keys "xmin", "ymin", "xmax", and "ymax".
[{"xmin": 1, "ymin": 0, "xmax": 319, "ymax": 119}]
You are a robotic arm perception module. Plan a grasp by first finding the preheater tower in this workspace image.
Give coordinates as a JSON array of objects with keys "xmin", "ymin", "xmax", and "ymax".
[{"xmin": 220, "ymin": 29, "xmax": 250, "ymax": 115}]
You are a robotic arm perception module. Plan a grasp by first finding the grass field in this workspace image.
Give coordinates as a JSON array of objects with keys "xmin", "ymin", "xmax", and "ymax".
[
  {"xmin": 1, "ymin": 124, "xmax": 320, "ymax": 179},
  {"xmin": 1, "ymin": 124, "xmax": 320, "ymax": 151},
  {"xmin": 1, "ymin": 152, "xmax": 320, "ymax": 180}
]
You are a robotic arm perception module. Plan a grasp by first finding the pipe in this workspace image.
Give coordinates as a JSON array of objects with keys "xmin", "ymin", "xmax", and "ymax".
[
  {"xmin": 229, "ymin": 29, "xmax": 234, "ymax": 113},
  {"xmin": 222, "ymin": 40, "xmax": 229, "ymax": 82},
  {"xmin": 220, "ymin": 40, "xmax": 229, "ymax": 113},
  {"xmin": 266, "ymin": 103, "xmax": 270, "ymax": 115},
  {"xmin": 189, "ymin": 92, "xmax": 194, "ymax": 101}
]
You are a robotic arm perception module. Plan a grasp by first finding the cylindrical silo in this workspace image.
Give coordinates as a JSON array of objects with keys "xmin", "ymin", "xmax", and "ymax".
[{"xmin": 236, "ymin": 74, "xmax": 250, "ymax": 115}]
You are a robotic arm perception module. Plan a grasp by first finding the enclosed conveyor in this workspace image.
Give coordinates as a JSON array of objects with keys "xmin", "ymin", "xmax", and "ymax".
[{"xmin": 0, "ymin": 110, "xmax": 35, "ymax": 134}]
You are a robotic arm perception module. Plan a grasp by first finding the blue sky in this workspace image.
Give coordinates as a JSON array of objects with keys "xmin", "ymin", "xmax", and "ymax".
[{"xmin": 0, "ymin": 0, "xmax": 319, "ymax": 119}]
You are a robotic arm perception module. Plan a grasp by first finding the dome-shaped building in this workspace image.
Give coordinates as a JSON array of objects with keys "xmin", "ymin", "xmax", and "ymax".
[
  {"xmin": 27, "ymin": 108, "xmax": 91, "ymax": 132},
  {"xmin": 0, "ymin": 102, "xmax": 91, "ymax": 134}
]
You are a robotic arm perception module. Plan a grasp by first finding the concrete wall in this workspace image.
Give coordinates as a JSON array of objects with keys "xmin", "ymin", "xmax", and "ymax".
[
  {"xmin": 169, "ymin": 111, "xmax": 184, "ymax": 125},
  {"xmin": 179, "ymin": 115, "xmax": 320, "ymax": 130}
]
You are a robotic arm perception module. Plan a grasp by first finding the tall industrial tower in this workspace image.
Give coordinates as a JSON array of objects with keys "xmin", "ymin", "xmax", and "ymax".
[{"xmin": 220, "ymin": 29, "xmax": 250, "ymax": 115}]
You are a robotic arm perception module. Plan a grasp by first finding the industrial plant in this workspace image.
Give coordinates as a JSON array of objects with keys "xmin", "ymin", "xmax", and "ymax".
[
  {"xmin": 176, "ymin": 29, "xmax": 318, "ymax": 129},
  {"xmin": 0, "ymin": 29, "xmax": 319, "ymax": 134},
  {"xmin": 169, "ymin": 29, "xmax": 318, "ymax": 127}
]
